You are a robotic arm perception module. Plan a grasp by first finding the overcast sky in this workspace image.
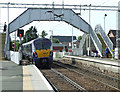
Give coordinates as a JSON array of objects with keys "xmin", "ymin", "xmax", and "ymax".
[{"xmin": 0, "ymin": 0, "xmax": 120, "ymax": 40}]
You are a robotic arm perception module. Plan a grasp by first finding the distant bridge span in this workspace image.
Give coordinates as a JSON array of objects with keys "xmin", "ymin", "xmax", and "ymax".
[{"xmin": 5, "ymin": 8, "xmax": 102, "ymax": 59}]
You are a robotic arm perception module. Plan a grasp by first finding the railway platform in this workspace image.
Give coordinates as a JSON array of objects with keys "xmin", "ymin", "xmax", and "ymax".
[
  {"xmin": 60, "ymin": 55, "xmax": 120, "ymax": 73},
  {"xmin": 63, "ymin": 55, "xmax": 120, "ymax": 66},
  {"xmin": 0, "ymin": 60, "xmax": 54, "ymax": 91}
]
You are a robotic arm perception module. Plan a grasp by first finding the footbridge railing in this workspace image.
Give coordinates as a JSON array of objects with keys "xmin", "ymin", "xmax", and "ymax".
[
  {"xmin": 95, "ymin": 24, "xmax": 113, "ymax": 56},
  {"xmin": 90, "ymin": 26, "xmax": 102, "ymax": 57}
]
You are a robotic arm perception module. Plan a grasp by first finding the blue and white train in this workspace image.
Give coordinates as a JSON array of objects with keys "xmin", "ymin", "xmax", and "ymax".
[{"xmin": 22, "ymin": 38, "xmax": 53, "ymax": 68}]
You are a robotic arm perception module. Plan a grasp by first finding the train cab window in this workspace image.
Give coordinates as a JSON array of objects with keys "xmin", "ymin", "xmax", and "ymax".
[
  {"xmin": 42, "ymin": 40, "xmax": 51, "ymax": 49},
  {"xmin": 34, "ymin": 40, "xmax": 42, "ymax": 50},
  {"xmin": 34, "ymin": 39, "xmax": 51, "ymax": 50}
]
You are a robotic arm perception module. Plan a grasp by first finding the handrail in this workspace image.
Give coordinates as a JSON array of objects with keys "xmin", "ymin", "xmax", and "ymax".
[
  {"xmin": 95, "ymin": 24, "xmax": 113, "ymax": 56},
  {"xmin": 90, "ymin": 27, "xmax": 102, "ymax": 57},
  {"xmin": 79, "ymin": 27, "xmax": 103, "ymax": 57}
]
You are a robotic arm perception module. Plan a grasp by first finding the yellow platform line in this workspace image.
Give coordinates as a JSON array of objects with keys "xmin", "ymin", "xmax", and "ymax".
[
  {"xmin": 0, "ymin": 57, "xmax": 5, "ymax": 60},
  {"xmin": 23, "ymin": 66, "xmax": 33, "ymax": 91}
]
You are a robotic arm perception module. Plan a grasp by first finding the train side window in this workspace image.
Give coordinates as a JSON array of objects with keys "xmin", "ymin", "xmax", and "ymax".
[{"xmin": 30, "ymin": 44, "xmax": 32, "ymax": 53}]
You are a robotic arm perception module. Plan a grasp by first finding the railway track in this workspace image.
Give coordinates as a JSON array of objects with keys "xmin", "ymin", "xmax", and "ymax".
[
  {"xmin": 41, "ymin": 68, "xmax": 87, "ymax": 92},
  {"xmin": 24, "ymin": 58, "xmax": 119, "ymax": 91},
  {"xmin": 51, "ymin": 68, "xmax": 88, "ymax": 92},
  {"xmin": 53, "ymin": 60, "xmax": 120, "ymax": 91},
  {"xmin": 40, "ymin": 60, "xmax": 120, "ymax": 91}
]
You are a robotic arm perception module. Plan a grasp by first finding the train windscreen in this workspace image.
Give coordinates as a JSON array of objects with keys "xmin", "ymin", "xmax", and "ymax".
[
  {"xmin": 42, "ymin": 39, "xmax": 51, "ymax": 49},
  {"xmin": 34, "ymin": 39, "xmax": 51, "ymax": 50}
]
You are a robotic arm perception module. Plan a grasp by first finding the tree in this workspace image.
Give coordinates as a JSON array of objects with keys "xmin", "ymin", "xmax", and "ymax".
[
  {"xmin": 78, "ymin": 36, "xmax": 82, "ymax": 41},
  {"xmin": 40, "ymin": 30, "xmax": 48, "ymax": 38},
  {"xmin": 52, "ymin": 38, "xmax": 59, "ymax": 43},
  {"xmin": 22, "ymin": 26, "xmax": 38, "ymax": 43}
]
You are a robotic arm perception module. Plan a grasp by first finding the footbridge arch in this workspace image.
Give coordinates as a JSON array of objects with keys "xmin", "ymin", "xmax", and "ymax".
[
  {"xmin": 5, "ymin": 8, "xmax": 102, "ymax": 58},
  {"xmin": 9, "ymin": 8, "xmax": 89, "ymax": 33}
]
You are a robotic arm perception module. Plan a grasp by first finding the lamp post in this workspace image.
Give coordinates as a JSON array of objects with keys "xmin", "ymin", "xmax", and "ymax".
[
  {"xmin": 72, "ymin": 26, "xmax": 73, "ymax": 55},
  {"xmin": 88, "ymin": 4, "xmax": 91, "ymax": 56},
  {"xmin": 62, "ymin": 0, "xmax": 64, "ymax": 9},
  {"xmin": 104, "ymin": 14, "xmax": 107, "ymax": 32},
  {"xmin": 49, "ymin": 30, "xmax": 53, "ymax": 51},
  {"xmin": 5, "ymin": 2, "xmax": 10, "ymax": 59}
]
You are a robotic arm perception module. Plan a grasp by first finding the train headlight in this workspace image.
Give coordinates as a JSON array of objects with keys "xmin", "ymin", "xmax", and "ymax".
[
  {"xmin": 33, "ymin": 52, "xmax": 38, "ymax": 58},
  {"xmin": 49, "ymin": 51, "xmax": 53, "ymax": 57}
]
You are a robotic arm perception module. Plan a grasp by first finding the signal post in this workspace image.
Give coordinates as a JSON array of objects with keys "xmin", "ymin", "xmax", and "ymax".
[{"xmin": 17, "ymin": 29, "xmax": 24, "ymax": 65}]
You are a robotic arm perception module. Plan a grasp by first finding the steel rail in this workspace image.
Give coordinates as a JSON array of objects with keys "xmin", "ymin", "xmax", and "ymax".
[
  {"xmin": 51, "ymin": 68, "xmax": 88, "ymax": 92},
  {"xmin": 53, "ymin": 61, "xmax": 120, "ymax": 91},
  {"xmin": 41, "ymin": 72, "xmax": 59, "ymax": 92},
  {"xmin": 54, "ymin": 60, "xmax": 120, "ymax": 82},
  {"xmin": 60, "ymin": 61, "xmax": 120, "ymax": 82}
]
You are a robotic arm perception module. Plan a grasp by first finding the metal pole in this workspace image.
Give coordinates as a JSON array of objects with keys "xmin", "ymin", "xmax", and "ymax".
[
  {"xmin": 104, "ymin": 16, "xmax": 105, "ymax": 32},
  {"xmin": 104, "ymin": 14, "xmax": 107, "ymax": 32},
  {"xmin": 0, "ymin": 8, "xmax": 2, "ymax": 26},
  {"xmin": 80, "ymin": 5, "xmax": 81, "ymax": 15},
  {"xmin": 14, "ymin": 31, "xmax": 16, "ymax": 52},
  {"xmin": 19, "ymin": 37, "xmax": 22, "ymax": 65},
  {"xmin": 52, "ymin": 2, "xmax": 54, "ymax": 20},
  {"xmin": 72, "ymin": 26, "xmax": 73, "ymax": 55},
  {"xmin": 52, "ymin": 2, "xmax": 54, "ymax": 8},
  {"xmin": 50, "ymin": 30, "xmax": 53, "ymax": 51},
  {"xmin": 6, "ymin": 2, "xmax": 10, "ymax": 59},
  {"xmin": 117, "ymin": 5, "xmax": 120, "ymax": 59},
  {"xmin": 61, "ymin": 0, "xmax": 64, "ymax": 20},
  {"xmin": 7, "ymin": 2, "xmax": 9, "ymax": 27},
  {"xmin": 62, "ymin": 0, "xmax": 64, "ymax": 9},
  {"xmin": 88, "ymin": 4, "xmax": 91, "ymax": 56}
]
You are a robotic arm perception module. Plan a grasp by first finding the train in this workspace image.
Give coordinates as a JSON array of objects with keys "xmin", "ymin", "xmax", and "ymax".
[{"xmin": 22, "ymin": 38, "xmax": 53, "ymax": 68}]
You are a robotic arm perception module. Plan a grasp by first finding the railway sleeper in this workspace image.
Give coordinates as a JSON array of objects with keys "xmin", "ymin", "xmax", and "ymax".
[
  {"xmin": 51, "ymin": 68, "xmax": 88, "ymax": 92},
  {"xmin": 55, "ymin": 61, "xmax": 120, "ymax": 87},
  {"xmin": 55, "ymin": 61, "xmax": 120, "ymax": 84}
]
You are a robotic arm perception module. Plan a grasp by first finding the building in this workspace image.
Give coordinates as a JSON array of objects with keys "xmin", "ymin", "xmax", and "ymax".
[
  {"xmin": 51, "ymin": 35, "xmax": 79, "ymax": 52},
  {"xmin": 107, "ymin": 30, "xmax": 116, "ymax": 49},
  {"xmin": 52, "ymin": 43, "xmax": 68, "ymax": 52},
  {"xmin": 52, "ymin": 36, "xmax": 77, "ymax": 48}
]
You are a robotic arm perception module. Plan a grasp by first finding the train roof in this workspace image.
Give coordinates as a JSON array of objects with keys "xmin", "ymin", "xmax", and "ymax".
[
  {"xmin": 22, "ymin": 40, "xmax": 34, "ymax": 46},
  {"xmin": 22, "ymin": 38, "xmax": 50, "ymax": 46}
]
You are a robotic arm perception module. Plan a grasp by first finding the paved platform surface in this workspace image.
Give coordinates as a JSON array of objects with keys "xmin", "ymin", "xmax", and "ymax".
[
  {"xmin": 64, "ymin": 55, "xmax": 120, "ymax": 67},
  {"xmin": 0, "ymin": 60, "xmax": 23, "ymax": 92},
  {"xmin": 0, "ymin": 60, "xmax": 54, "ymax": 92}
]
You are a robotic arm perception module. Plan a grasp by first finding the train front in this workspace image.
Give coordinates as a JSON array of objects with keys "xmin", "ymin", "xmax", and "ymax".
[{"xmin": 33, "ymin": 38, "xmax": 53, "ymax": 68}]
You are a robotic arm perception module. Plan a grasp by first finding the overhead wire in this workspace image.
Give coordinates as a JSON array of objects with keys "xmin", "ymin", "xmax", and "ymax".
[
  {"xmin": 0, "ymin": 2, "xmax": 118, "ymax": 34},
  {"xmin": 0, "ymin": 3, "xmax": 119, "ymax": 9},
  {"xmin": 80, "ymin": 0, "xmax": 117, "ymax": 19}
]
